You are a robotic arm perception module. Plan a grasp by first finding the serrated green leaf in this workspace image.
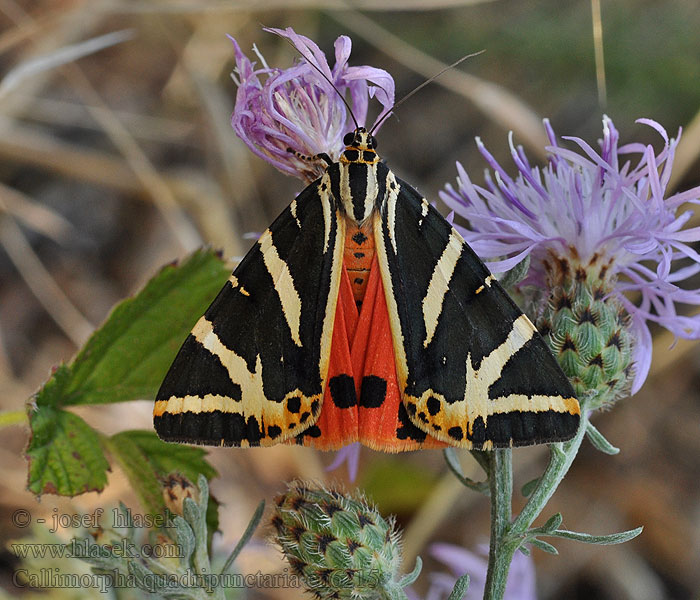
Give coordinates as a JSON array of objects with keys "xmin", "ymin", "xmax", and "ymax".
[
  {"xmin": 110, "ymin": 430, "xmax": 217, "ymax": 481},
  {"xmin": 546, "ymin": 526, "xmax": 643, "ymax": 545},
  {"xmin": 37, "ymin": 248, "xmax": 230, "ymax": 408},
  {"xmin": 26, "ymin": 405, "xmax": 110, "ymax": 496},
  {"xmin": 106, "ymin": 430, "xmax": 219, "ymax": 534},
  {"xmin": 25, "ymin": 250, "xmax": 227, "ymax": 499},
  {"xmin": 586, "ymin": 422, "xmax": 620, "ymax": 455},
  {"xmin": 529, "ymin": 538, "xmax": 558, "ymax": 555}
]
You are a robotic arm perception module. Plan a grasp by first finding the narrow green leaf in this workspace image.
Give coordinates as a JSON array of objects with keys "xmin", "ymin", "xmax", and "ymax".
[
  {"xmin": 444, "ymin": 449, "xmax": 488, "ymax": 494},
  {"xmin": 220, "ymin": 501, "xmax": 265, "ymax": 576},
  {"xmin": 37, "ymin": 249, "xmax": 230, "ymax": 408},
  {"xmin": 541, "ymin": 513, "xmax": 563, "ymax": 533},
  {"xmin": 521, "ymin": 477, "xmax": 540, "ymax": 497},
  {"xmin": 442, "ymin": 448, "xmax": 489, "ymax": 496},
  {"xmin": 468, "ymin": 449, "xmax": 490, "ymax": 474},
  {"xmin": 586, "ymin": 422, "xmax": 620, "ymax": 455},
  {"xmin": 443, "ymin": 447, "xmax": 464, "ymax": 477},
  {"xmin": 397, "ymin": 556, "xmax": 422, "ymax": 587},
  {"xmin": 174, "ymin": 515, "xmax": 196, "ymax": 565},
  {"xmin": 26, "ymin": 405, "xmax": 110, "ymax": 496},
  {"xmin": 446, "ymin": 574, "xmax": 470, "ymax": 600},
  {"xmin": 529, "ymin": 538, "xmax": 558, "ymax": 555},
  {"xmin": 546, "ymin": 526, "xmax": 643, "ymax": 545}
]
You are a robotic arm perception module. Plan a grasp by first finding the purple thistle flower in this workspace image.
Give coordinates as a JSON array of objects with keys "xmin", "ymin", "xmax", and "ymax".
[
  {"xmin": 440, "ymin": 117, "xmax": 700, "ymax": 394},
  {"xmin": 424, "ymin": 543, "xmax": 536, "ymax": 600},
  {"xmin": 229, "ymin": 27, "xmax": 394, "ymax": 183}
]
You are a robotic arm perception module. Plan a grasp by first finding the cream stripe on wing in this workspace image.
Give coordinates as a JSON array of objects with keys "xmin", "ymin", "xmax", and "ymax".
[
  {"xmin": 191, "ymin": 316, "xmax": 265, "ymax": 403},
  {"xmin": 258, "ymin": 230, "xmax": 302, "ymax": 347},
  {"xmin": 320, "ymin": 174, "xmax": 333, "ymax": 253},
  {"xmin": 364, "ymin": 163, "xmax": 378, "ymax": 221},
  {"xmin": 385, "ymin": 172, "xmax": 400, "ymax": 254},
  {"xmin": 464, "ymin": 314, "xmax": 536, "ymax": 425},
  {"xmin": 290, "ymin": 198, "xmax": 301, "ymax": 228},
  {"xmin": 418, "ymin": 197, "xmax": 429, "ymax": 227},
  {"xmin": 422, "ymin": 231, "xmax": 463, "ymax": 347}
]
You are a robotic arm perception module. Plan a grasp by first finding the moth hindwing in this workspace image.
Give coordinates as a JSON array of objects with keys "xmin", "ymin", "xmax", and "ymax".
[{"xmin": 154, "ymin": 127, "xmax": 580, "ymax": 451}]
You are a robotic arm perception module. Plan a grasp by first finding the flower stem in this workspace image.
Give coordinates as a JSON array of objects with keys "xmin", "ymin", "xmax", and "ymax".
[
  {"xmin": 483, "ymin": 407, "xmax": 590, "ymax": 600},
  {"xmin": 483, "ymin": 448, "xmax": 514, "ymax": 600},
  {"xmin": 511, "ymin": 409, "xmax": 589, "ymax": 534}
]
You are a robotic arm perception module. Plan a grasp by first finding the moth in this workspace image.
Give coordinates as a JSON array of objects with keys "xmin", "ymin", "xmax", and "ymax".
[{"xmin": 154, "ymin": 128, "xmax": 580, "ymax": 451}]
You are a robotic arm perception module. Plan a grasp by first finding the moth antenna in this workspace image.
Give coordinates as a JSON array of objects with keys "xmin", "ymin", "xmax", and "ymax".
[
  {"xmin": 273, "ymin": 29, "xmax": 360, "ymax": 131},
  {"xmin": 369, "ymin": 50, "xmax": 485, "ymax": 135}
]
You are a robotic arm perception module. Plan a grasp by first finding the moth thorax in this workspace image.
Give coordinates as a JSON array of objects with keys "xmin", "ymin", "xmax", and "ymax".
[{"xmin": 340, "ymin": 162, "xmax": 380, "ymax": 223}]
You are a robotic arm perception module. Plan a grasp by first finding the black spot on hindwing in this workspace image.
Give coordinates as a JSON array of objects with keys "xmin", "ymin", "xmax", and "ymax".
[{"xmin": 329, "ymin": 375, "xmax": 357, "ymax": 408}]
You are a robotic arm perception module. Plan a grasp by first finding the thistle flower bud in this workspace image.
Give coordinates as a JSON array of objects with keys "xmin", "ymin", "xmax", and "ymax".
[
  {"xmin": 162, "ymin": 473, "xmax": 199, "ymax": 516},
  {"xmin": 271, "ymin": 482, "xmax": 412, "ymax": 600},
  {"xmin": 537, "ymin": 253, "xmax": 634, "ymax": 409}
]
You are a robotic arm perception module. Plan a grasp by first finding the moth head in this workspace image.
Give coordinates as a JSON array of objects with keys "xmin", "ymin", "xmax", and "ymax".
[{"xmin": 343, "ymin": 128, "xmax": 378, "ymax": 151}]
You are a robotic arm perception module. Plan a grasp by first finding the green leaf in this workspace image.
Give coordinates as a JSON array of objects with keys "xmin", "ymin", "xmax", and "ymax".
[
  {"xmin": 174, "ymin": 515, "xmax": 196, "ymax": 566},
  {"xmin": 105, "ymin": 430, "xmax": 219, "ymax": 534},
  {"xmin": 397, "ymin": 556, "xmax": 422, "ymax": 588},
  {"xmin": 468, "ymin": 449, "xmax": 490, "ymax": 474},
  {"xmin": 586, "ymin": 422, "xmax": 620, "ymax": 455},
  {"xmin": 545, "ymin": 526, "xmax": 643, "ymax": 545},
  {"xmin": 540, "ymin": 513, "xmax": 563, "ymax": 534},
  {"xmin": 446, "ymin": 574, "xmax": 470, "ymax": 600},
  {"xmin": 37, "ymin": 248, "xmax": 230, "ymax": 408},
  {"xmin": 521, "ymin": 477, "xmax": 540, "ymax": 497},
  {"xmin": 443, "ymin": 449, "xmax": 489, "ymax": 494},
  {"xmin": 220, "ymin": 501, "xmax": 265, "ymax": 576},
  {"xmin": 529, "ymin": 538, "xmax": 558, "ymax": 555},
  {"xmin": 26, "ymin": 405, "xmax": 110, "ymax": 496},
  {"xmin": 496, "ymin": 254, "xmax": 531, "ymax": 290},
  {"xmin": 25, "ymin": 250, "xmax": 227, "ymax": 499}
]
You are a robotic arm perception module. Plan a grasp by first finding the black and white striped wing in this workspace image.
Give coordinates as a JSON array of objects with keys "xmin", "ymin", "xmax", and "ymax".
[
  {"xmin": 154, "ymin": 174, "xmax": 345, "ymax": 447},
  {"xmin": 374, "ymin": 174, "xmax": 580, "ymax": 450}
]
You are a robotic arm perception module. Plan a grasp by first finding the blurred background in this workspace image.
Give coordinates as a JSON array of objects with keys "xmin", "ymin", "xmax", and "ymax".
[{"xmin": 1, "ymin": 0, "xmax": 699, "ymax": 598}]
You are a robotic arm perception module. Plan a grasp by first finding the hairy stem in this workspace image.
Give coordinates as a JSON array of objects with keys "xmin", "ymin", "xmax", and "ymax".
[
  {"xmin": 512, "ymin": 409, "xmax": 589, "ymax": 534},
  {"xmin": 483, "ymin": 407, "xmax": 590, "ymax": 600},
  {"xmin": 483, "ymin": 448, "xmax": 514, "ymax": 599}
]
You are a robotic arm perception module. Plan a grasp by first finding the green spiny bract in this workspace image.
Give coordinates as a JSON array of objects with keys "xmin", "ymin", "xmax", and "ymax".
[
  {"xmin": 537, "ymin": 253, "xmax": 634, "ymax": 409},
  {"xmin": 271, "ymin": 482, "xmax": 407, "ymax": 600}
]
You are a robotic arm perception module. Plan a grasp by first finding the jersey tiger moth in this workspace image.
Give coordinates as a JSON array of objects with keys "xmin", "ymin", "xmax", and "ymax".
[{"xmin": 153, "ymin": 128, "xmax": 580, "ymax": 451}]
